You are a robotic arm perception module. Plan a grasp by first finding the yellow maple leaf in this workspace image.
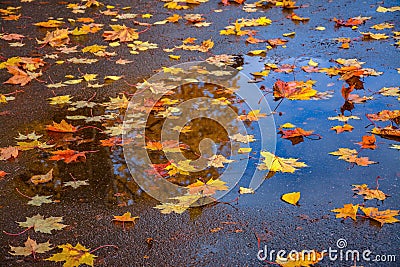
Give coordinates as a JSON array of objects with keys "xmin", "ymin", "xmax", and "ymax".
[
  {"xmin": 48, "ymin": 95, "xmax": 72, "ymax": 105},
  {"xmin": 352, "ymin": 184, "xmax": 388, "ymax": 201},
  {"xmin": 331, "ymin": 203, "xmax": 359, "ymax": 221},
  {"xmin": 360, "ymin": 207, "xmax": 399, "ymax": 226},
  {"xmin": 34, "ymin": 20, "xmax": 64, "ymax": 28},
  {"xmin": 37, "ymin": 28, "xmax": 70, "ymax": 47},
  {"xmin": 82, "ymin": 44, "xmax": 107, "ymax": 53},
  {"xmin": 46, "ymin": 243, "xmax": 96, "ymax": 267},
  {"xmin": 187, "ymin": 178, "xmax": 228, "ymax": 196},
  {"xmin": 281, "ymin": 192, "xmax": 300, "ymax": 205},
  {"xmin": 258, "ymin": 151, "xmax": 307, "ymax": 173}
]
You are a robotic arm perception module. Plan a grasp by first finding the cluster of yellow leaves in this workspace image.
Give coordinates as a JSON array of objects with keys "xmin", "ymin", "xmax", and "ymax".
[
  {"xmin": 220, "ymin": 17, "xmax": 272, "ymax": 36},
  {"xmin": 329, "ymin": 148, "xmax": 376, "ymax": 166},
  {"xmin": 332, "ymin": 204, "xmax": 399, "ymax": 226},
  {"xmin": 258, "ymin": 151, "xmax": 307, "ymax": 173},
  {"xmin": 163, "ymin": 0, "xmax": 209, "ymax": 10}
]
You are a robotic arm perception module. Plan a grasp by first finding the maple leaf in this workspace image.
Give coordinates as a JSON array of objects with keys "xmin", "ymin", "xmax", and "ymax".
[
  {"xmin": 46, "ymin": 243, "xmax": 96, "ymax": 267},
  {"xmin": 279, "ymin": 127, "xmax": 314, "ymax": 145},
  {"xmin": 9, "ymin": 237, "xmax": 52, "ymax": 257},
  {"xmin": 281, "ymin": 192, "xmax": 300, "ymax": 205},
  {"xmin": 16, "ymin": 140, "xmax": 54, "ymax": 150},
  {"xmin": 28, "ymin": 195, "xmax": 53, "ymax": 206},
  {"xmin": 276, "ymin": 250, "xmax": 324, "ymax": 267},
  {"xmin": 34, "ymin": 20, "xmax": 64, "ymax": 27},
  {"xmin": 331, "ymin": 203, "xmax": 359, "ymax": 221},
  {"xmin": 49, "ymin": 149, "xmax": 87, "ymax": 163},
  {"xmin": 273, "ymin": 79, "xmax": 317, "ymax": 100},
  {"xmin": 154, "ymin": 202, "xmax": 189, "ymax": 214},
  {"xmin": 4, "ymin": 65, "xmax": 38, "ymax": 86},
  {"xmin": 63, "ymin": 180, "xmax": 89, "ymax": 189},
  {"xmin": 113, "ymin": 212, "xmax": 139, "ymax": 228},
  {"xmin": 0, "ymin": 146, "xmax": 19, "ymax": 160},
  {"xmin": 352, "ymin": 184, "xmax": 388, "ymax": 201},
  {"xmin": 187, "ymin": 178, "xmax": 228, "ymax": 196},
  {"xmin": 367, "ymin": 110, "xmax": 400, "ymax": 122},
  {"xmin": 30, "ymin": 169, "xmax": 54, "ymax": 185},
  {"xmin": 258, "ymin": 151, "xmax": 307, "ymax": 173},
  {"xmin": 237, "ymin": 110, "xmax": 266, "ymax": 121},
  {"xmin": 17, "ymin": 214, "xmax": 67, "ymax": 234},
  {"xmin": 267, "ymin": 38, "xmax": 288, "ymax": 47},
  {"xmin": 208, "ymin": 155, "xmax": 234, "ymax": 168},
  {"xmin": 356, "ymin": 135, "xmax": 376, "ymax": 149},
  {"xmin": 360, "ymin": 31, "xmax": 389, "ymax": 40},
  {"xmin": 15, "ymin": 131, "xmax": 42, "ymax": 141},
  {"xmin": 331, "ymin": 124, "xmax": 354, "ymax": 134},
  {"xmin": 329, "ymin": 148, "xmax": 376, "ymax": 166},
  {"xmin": 371, "ymin": 126, "xmax": 400, "ymax": 139},
  {"xmin": 230, "ymin": 133, "xmax": 255, "ymax": 143},
  {"xmin": 360, "ymin": 207, "xmax": 399, "ymax": 226},
  {"xmin": 290, "ymin": 13, "xmax": 310, "ymax": 21},
  {"xmin": 46, "ymin": 120, "xmax": 77, "ymax": 133},
  {"xmin": 37, "ymin": 28, "xmax": 70, "ymax": 47},
  {"xmin": 103, "ymin": 24, "xmax": 139, "ymax": 42},
  {"xmin": 334, "ymin": 16, "xmax": 370, "ymax": 27},
  {"xmin": 48, "ymin": 95, "xmax": 72, "ymax": 105}
]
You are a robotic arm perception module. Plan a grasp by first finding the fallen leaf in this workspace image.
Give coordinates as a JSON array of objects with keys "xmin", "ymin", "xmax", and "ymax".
[
  {"xmin": 258, "ymin": 151, "xmax": 307, "ymax": 173},
  {"xmin": 103, "ymin": 24, "xmax": 139, "ymax": 42},
  {"xmin": 34, "ymin": 20, "xmax": 64, "ymax": 28},
  {"xmin": 329, "ymin": 148, "xmax": 376, "ymax": 166},
  {"xmin": 331, "ymin": 203, "xmax": 359, "ymax": 221},
  {"xmin": 208, "ymin": 155, "xmax": 234, "ymax": 168},
  {"xmin": 273, "ymin": 79, "xmax": 317, "ymax": 100},
  {"xmin": 239, "ymin": 187, "xmax": 254, "ymax": 194},
  {"xmin": 113, "ymin": 212, "xmax": 139, "ymax": 224},
  {"xmin": 49, "ymin": 149, "xmax": 87, "ymax": 163},
  {"xmin": 360, "ymin": 207, "xmax": 399, "ymax": 226},
  {"xmin": 276, "ymin": 250, "xmax": 324, "ymax": 267},
  {"xmin": 46, "ymin": 243, "xmax": 96, "ymax": 267},
  {"xmin": 46, "ymin": 120, "xmax": 77, "ymax": 133},
  {"xmin": 230, "ymin": 133, "xmax": 255, "ymax": 143},
  {"xmin": 331, "ymin": 124, "xmax": 354, "ymax": 134},
  {"xmin": 187, "ymin": 178, "xmax": 228, "ymax": 196},
  {"xmin": 48, "ymin": 95, "xmax": 72, "ymax": 105},
  {"xmin": 9, "ymin": 237, "xmax": 52, "ymax": 257},
  {"xmin": 0, "ymin": 146, "xmax": 19, "ymax": 160},
  {"xmin": 356, "ymin": 135, "xmax": 376, "ymax": 149},
  {"xmin": 63, "ymin": 180, "xmax": 89, "ymax": 189},
  {"xmin": 281, "ymin": 192, "xmax": 300, "ymax": 205},
  {"xmin": 17, "ymin": 214, "xmax": 67, "ymax": 234},
  {"xmin": 27, "ymin": 195, "xmax": 53, "ymax": 206},
  {"xmin": 37, "ymin": 28, "xmax": 70, "ymax": 47},
  {"xmin": 30, "ymin": 169, "xmax": 53, "ymax": 185},
  {"xmin": 352, "ymin": 184, "xmax": 388, "ymax": 201},
  {"xmin": 238, "ymin": 147, "xmax": 252, "ymax": 153}
]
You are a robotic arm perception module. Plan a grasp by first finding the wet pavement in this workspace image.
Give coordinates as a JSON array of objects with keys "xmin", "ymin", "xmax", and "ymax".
[{"xmin": 0, "ymin": 0, "xmax": 399, "ymax": 266}]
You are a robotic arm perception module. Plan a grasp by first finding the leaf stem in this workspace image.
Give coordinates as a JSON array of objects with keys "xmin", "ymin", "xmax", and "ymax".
[
  {"xmin": 3, "ymin": 226, "xmax": 33, "ymax": 236},
  {"xmin": 89, "ymin": 244, "xmax": 119, "ymax": 254},
  {"xmin": 15, "ymin": 187, "xmax": 32, "ymax": 199}
]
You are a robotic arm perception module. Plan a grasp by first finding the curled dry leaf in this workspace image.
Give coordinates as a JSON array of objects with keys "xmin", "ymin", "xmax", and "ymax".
[{"xmin": 30, "ymin": 169, "xmax": 53, "ymax": 185}]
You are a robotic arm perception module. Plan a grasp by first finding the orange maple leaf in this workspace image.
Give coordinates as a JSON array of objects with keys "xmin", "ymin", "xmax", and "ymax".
[
  {"xmin": 331, "ymin": 124, "xmax": 354, "ymax": 134},
  {"xmin": 49, "ymin": 149, "xmax": 86, "ymax": 163},
  {"xmin": 46, "ymin": 120, "xmax": 77, "ymax": 133},
  {"xmin": 273, "ymin": 79, "xmax": 317, "ymax": 100},
  {"xmin": 103, "ymin": 25, "xmax": 139, "ymax": 42},
  {"xmin": 0, "ymin": 170, "xmax": 8, "ymax": 178},
  {"xmin": 4, "ymin": 66, "xmax": 32, "ymax": 86},
  {"xmin": 356, "ymin": 135, "xmax": 376, "ymax": 149}
]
